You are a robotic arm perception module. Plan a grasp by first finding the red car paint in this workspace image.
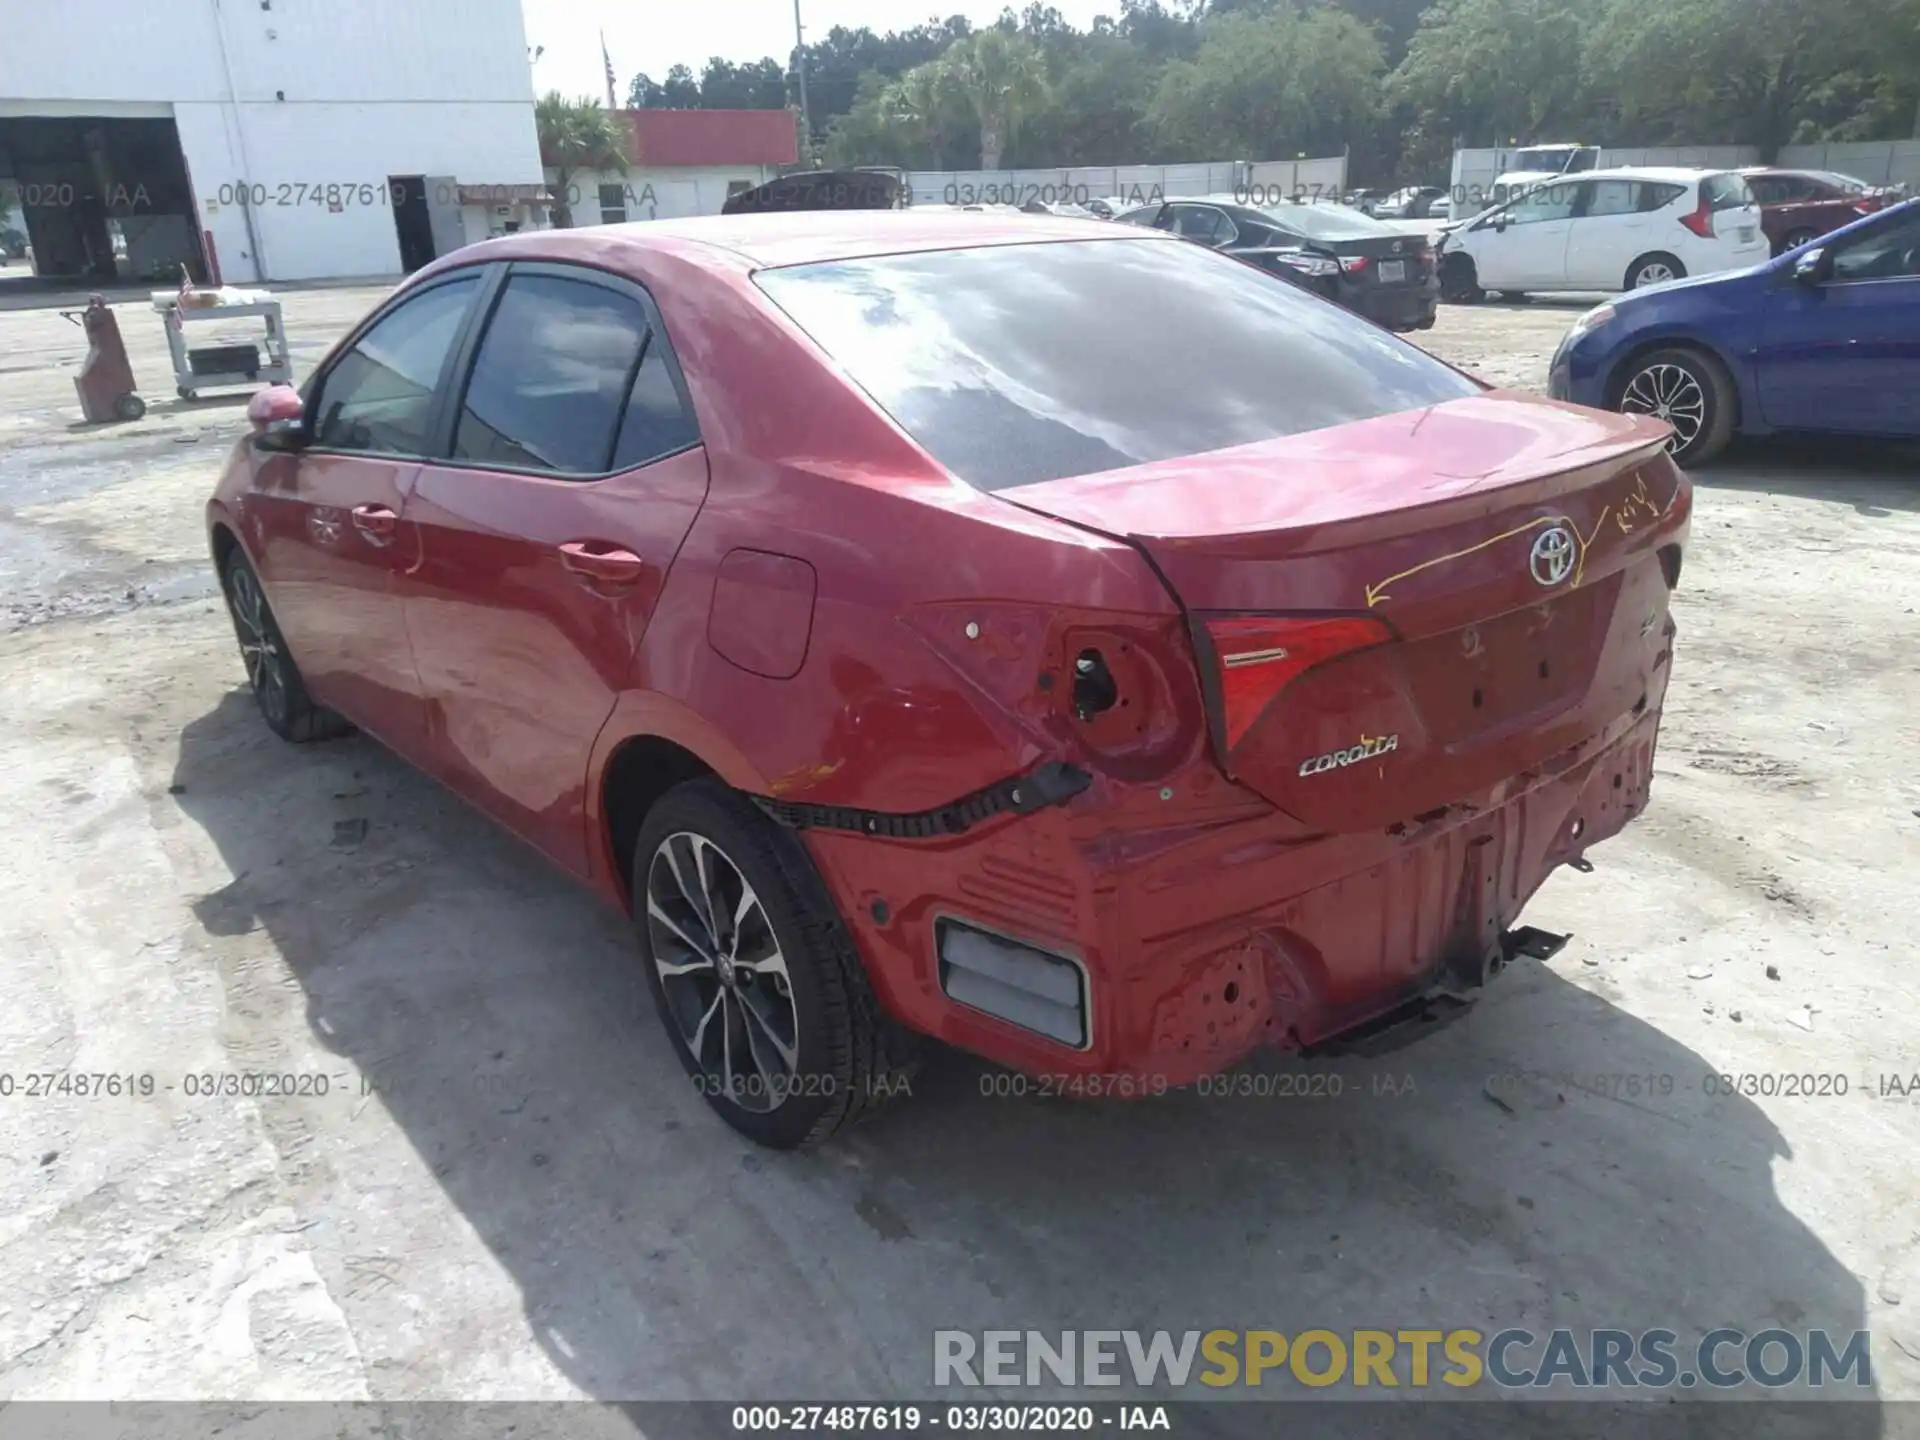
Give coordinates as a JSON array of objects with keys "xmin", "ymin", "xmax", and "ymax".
[
  {"xmin": 1741, "ymin": 167, "xmax": 1902, "ymax": 254},
  {"xmin": 208, "ymin": 212, "xmax": 1688, "ymax": 1086}
]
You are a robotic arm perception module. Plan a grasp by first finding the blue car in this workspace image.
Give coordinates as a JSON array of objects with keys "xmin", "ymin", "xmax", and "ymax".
[{"xmin": 1549, "ymin": 197, "xmax": 1920, "ymax": 465}]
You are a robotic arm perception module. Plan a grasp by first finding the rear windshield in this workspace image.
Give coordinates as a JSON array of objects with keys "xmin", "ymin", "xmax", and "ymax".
[
  {"xmin": 1809, "ymin": 170, "xmax": 1872, "ymax": 193},
  {"xmin": 753, "ymin": 237, "xmax": 1477, "ymax": 492},
  {"xmin": 1256, "ymin": 200, "xmax": 1403, "ymax": 242},
  {"xmin": 1703, "ymin": 173, "xmax": 1756, "ymax": 210}
]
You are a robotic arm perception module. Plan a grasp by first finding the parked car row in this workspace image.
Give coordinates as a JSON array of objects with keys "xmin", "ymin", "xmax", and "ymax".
[{"xmin": 1115, "ymin": 195, "xmax": 1439, "ymax": 331}]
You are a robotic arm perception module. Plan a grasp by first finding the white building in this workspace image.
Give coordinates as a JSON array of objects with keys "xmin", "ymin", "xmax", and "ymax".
[
  {"xmin": 0, "ymin": 0, "xmax": 546, "ymax": 283},
  {"xmin": 549, "ymin": 109, "xmax": 799, "ymax": 226}
]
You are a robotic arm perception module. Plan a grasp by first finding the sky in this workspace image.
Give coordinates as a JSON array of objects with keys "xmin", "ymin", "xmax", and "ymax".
[{"xmin": 521, "ymin": 0, "xmax": 1120, "ymax": 106}]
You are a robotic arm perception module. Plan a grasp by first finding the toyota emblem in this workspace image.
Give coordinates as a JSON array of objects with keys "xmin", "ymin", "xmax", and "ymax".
[{"xmin": 1529, "ymin": 525, "xmax": 1577, "ymax": 587}]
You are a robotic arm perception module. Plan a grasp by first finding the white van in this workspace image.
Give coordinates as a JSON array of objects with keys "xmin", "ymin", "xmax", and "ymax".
[{"xmin": 1437, "ymin": 168, "xmax": 1770, "ymax": 300}]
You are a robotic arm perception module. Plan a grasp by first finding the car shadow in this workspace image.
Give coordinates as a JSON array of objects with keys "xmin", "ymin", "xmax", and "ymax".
[
  {"xmin": 164, "ymin": 689, "xmax": 1882, "ymax": 1434},
  {"xmin": 1697, "ymin": 437, "xmax": 1920, "ymax": 516}
]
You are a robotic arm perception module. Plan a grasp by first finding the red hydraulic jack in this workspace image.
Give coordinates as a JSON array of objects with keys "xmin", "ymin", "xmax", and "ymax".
[{"xmin": 62, "ymin": 295, "xmax": 147, "ymax": 424}]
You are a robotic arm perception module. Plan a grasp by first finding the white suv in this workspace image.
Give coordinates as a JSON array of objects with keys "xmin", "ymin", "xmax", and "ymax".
[{"xmin": 1437, "ymin": 168, "xmax": 1770, "ymax": 300}]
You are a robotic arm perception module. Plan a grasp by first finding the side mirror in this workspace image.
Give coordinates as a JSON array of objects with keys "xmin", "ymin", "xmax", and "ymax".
[
  {"xmin": 247, "ymin": 384, "xmax": 303, "ymax": 435},
  {"xmin": 1793, "ymin": 247, "xmax": 1832, "ymax": 285},
  {"xmin": 1493, "ymin": 216, "xmax": 1510, "ymax": 233}
]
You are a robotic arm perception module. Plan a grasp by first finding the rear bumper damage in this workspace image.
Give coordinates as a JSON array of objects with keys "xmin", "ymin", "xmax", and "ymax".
[{"xmin": 800, "ymin": 702, "xmax": 1663, "ymax": 1089}]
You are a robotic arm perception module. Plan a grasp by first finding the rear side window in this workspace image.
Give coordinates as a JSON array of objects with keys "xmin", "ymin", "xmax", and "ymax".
[
  {"xmin": 1702, "ymin": 174, "xmax": 1755, "ymax": 211},
  {"xmin": 453, "ymin": 273, "xmax": 695, "ymax": 475},
  {"xmin": 1584, "ymin": 180, "xmax": 1686, "ymax": 216},
  {"xmin": 1170, "ymin": 206, "xmax": 1234, "ymax": 244},
  {"xmin": 1582, "ymin": 180, "xmax": 1639, "ymax": 217},
  {"xmin": 754, "ymin": 237, "xmax": 1480, "ymax": 492},
  {"xmin": 612, "ymin": 340, "xmax": 701, "ymax": 469}
]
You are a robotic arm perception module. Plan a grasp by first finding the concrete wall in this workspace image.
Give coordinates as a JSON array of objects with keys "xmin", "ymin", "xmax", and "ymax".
[
  {"xmin": 0, "ymin": 0, "xmax": 544, "ymax": 282},
  {"xmin": 904, "ymin": 156, "xmax": 1347, "ymax": 209},
  {"xmin": 1241, "ymin": 156, "xmax": 1350, "ymax": 201},
  {"xmin": 1777, "ymin": 140, "xmax": 1920, "ymax": 189}
]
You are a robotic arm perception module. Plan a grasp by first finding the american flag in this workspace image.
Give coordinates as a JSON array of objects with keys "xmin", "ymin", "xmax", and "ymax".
[{"xmin": 601, "ymin": 31, "xmax": 618, "ymax": 110}]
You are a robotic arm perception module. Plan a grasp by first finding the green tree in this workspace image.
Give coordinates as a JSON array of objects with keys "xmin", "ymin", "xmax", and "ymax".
[
  {"xmin": 1152, "ymin": 5, "xmax": 1384, "ymax": 158},
  {"xmin": 945, "ymin": 28, "xmax": 1052, "ymax": 168},
  {"xmin": 1015, "ymin": 33, "xmax": 1160, "ymax": 165},
  {"xmin": 1389, "ymin": 0, "xmax": 1589, "ymax": 147},
  {"xmin": 535, "ymin": 93, "xmax": 629, "ymax": 228},
  {"xmin": 1585, "ymin": 0, "xmax": 1917, "ymax": 156}
]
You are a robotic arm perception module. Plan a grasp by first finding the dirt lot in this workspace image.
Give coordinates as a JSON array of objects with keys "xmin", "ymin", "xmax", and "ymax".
[{"xmin": 1, "ymin": 281, "xmax": 1917, "ymax": 1426}]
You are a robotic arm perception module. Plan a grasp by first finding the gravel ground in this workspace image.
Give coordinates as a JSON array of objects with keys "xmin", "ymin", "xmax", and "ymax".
[{"xmin": 1, "ymin": 280, "xmax": 1917, "ymax": 1426}]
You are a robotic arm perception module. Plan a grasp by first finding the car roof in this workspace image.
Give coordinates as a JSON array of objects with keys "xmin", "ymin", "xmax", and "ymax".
[
  {"xmin": 1738, "ymin": 165, "xmax": 1865, "ymax": 180},
  {"xmin": 1508, "ymin": 166, "xmax": 1717, "ymax": 184},
  {"xmin": 445, "ymin": 209, "xmax": 1153, "ymax": 272}
]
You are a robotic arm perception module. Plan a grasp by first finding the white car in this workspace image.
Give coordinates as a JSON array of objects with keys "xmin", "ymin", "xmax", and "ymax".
[{"xmin": 1436, "ymin": 167, "xmax": 1771, "ymax": 300}]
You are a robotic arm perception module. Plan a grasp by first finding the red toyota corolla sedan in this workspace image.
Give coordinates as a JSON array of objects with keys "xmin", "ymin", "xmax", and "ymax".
[{"xmin": 207, "ymin": 211, "xmax": 1689, "ymax": 1147}]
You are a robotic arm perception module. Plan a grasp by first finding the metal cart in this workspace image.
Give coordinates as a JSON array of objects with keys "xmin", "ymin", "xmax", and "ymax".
[{"xmin": 152, "ymin": 296, "xmax": 294, "ymax": 400}]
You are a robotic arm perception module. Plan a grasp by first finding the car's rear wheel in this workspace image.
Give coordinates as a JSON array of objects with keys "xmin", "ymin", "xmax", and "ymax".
[
  {"xmin": 1614, "ymin": 346, "xmax": 1736, "ymax": 467},
  {"xmin": 634, "ymin": 778, "xmax": 914, "ymax": 1148},
  {"xmin": 221, "ymin": 553, "xmax": 354, "ymax": 742},
  {"xmin": 1626, "ymin": 253, "xmax": 1686, "ymax": 290},
  {"xmin": 1439, "ymin": 254, "xmax": 1483, "ymax": 303},
  {"xmin": 1782, "ymin": 227, "xmax": 1819, "ymax": 253}
]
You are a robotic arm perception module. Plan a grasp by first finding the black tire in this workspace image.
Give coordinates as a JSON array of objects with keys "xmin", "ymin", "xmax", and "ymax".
[
  {"xmin": 1439, "ymin": 254, "xmax": 1484, "ymax": 304},
  {"xmin": 177, "ymin": 386, "xmax": 195, "ymax": 401},
  {"xmin": 1625, "ymin": 252, "xmax": 1687, "ymax": 290},
  {"xmin": 633, "ymin": 778, "xmax": 916, "ymax": 1148},
  {"xmin": 115, "ymin": 392, "xmax": 146, "ymax": 421},
  {"xmin": 220, "ymin": 552, "xmax": 354, "ymax": 742},
  {"xmin": 1612, "ymin": 345, "xmax": 1736, "ymax": 467}
]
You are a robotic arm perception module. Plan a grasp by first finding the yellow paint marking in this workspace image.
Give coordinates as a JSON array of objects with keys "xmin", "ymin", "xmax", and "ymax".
[
  {"xmin": 1363, "ymin": 516, "xmax": 1574, "ymax": 608},
  {"xmin": 1573, "ymin": 506, "xmax": 1611, "ymax": 589}
]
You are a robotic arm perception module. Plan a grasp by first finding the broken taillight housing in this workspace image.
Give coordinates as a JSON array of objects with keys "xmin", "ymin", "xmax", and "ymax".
[{"xmin": 1198, "ymin": 614, "xmax": 1395, "ymax": 750}]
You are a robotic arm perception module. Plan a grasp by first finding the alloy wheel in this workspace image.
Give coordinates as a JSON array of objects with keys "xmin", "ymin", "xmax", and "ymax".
[
  {"xmin": 646, "ymin": 830, "xmax": 799, "ymax": 1113},
  {"xmin": 226, "ymin": 565, "xmax": 289, "ymax": 726},
  {"xmin": 1633, "ymin": 261, "xmax": 1677, "ymax": 288},
  {"xmin": 1621, "ymin": 363, "xmax": 1707, "ymax": 453}
]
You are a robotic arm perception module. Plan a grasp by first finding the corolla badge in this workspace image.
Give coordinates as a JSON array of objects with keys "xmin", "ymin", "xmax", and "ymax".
[
  {"xmin": 1529, "ymin": 525, "xmax": 1577, "ymax": 588},
  {"xmin": 1298, "ymin": 733, "xmax": 1400, "ymax": 778}
]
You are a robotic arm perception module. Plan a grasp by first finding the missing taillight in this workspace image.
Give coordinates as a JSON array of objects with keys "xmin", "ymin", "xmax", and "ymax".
[{"xmin": 1072, "ymin": 649, "xmax": 1118, "ymax": 721}]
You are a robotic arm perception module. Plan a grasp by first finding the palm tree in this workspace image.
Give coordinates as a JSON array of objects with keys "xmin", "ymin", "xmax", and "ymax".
[
  {"xmin": 535, "ymin": 92, "xmax": 630, "ymax": 228},
  {"xmin": 895, "ymin": 60, "xmax": 964, "ymax": 167},
  {"xmin": 946, "ymin": 30, "xmax": 1051, "ymax": 171}
]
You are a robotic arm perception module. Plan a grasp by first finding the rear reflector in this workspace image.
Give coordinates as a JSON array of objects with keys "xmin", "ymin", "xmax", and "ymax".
[
  {"xmin": 1201, "ymin": 614, "xmax": 1394, "ymax": 749},
  {"xmin": 1340, "ymin": 255, "xmax": 1371, "ymax": 274},
  {"xmin": 937, "ymin": 920, "xmax": 1087, "ymax": 1047}
]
